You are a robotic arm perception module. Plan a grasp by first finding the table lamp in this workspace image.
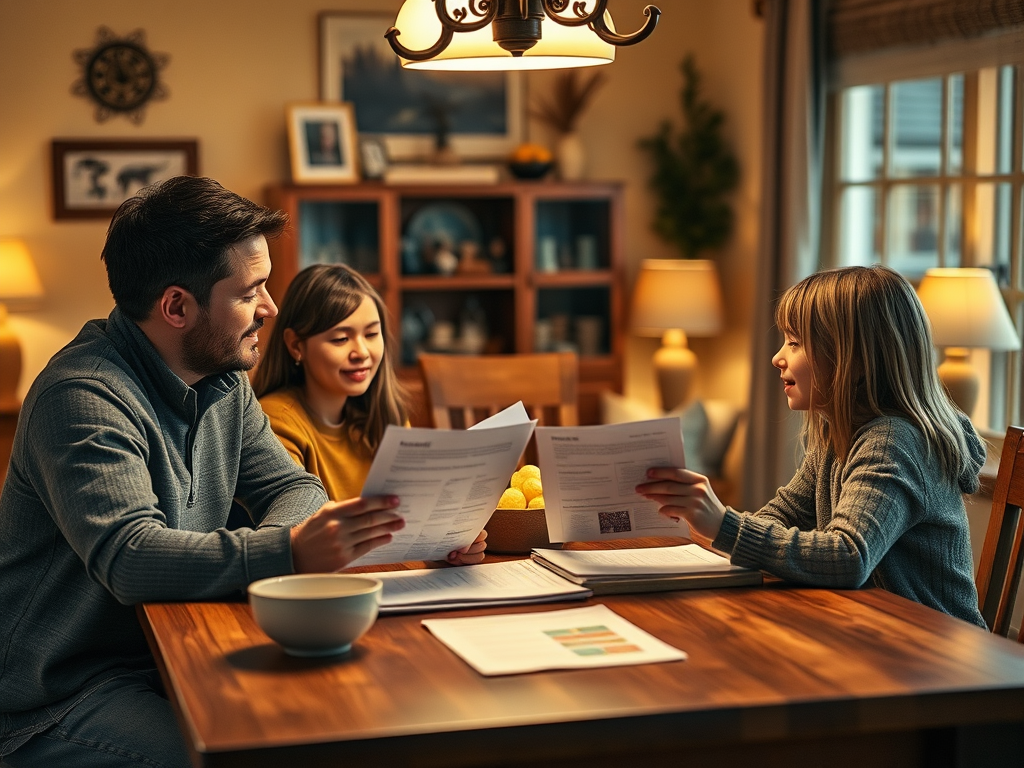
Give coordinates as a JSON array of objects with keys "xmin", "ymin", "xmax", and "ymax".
[
  {"xmin": 631, "ymin": 259, "xmax": 724, "ymax": 411},
  {"xmin": 916, "ymin": 267, "xmax": 1020, "ymax": 417},
  {"xmin": 0, "ymin": 238, "xmax": 45, "ymax": 410}
]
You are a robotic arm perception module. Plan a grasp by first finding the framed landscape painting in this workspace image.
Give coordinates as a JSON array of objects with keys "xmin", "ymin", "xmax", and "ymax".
[
  {"xmin": 51, "ymin": 139, "xmax": 198, "ymax": 220},
  {"xmin": 319, "ymin": 11, "xmax": 523, "ymax": 161}
]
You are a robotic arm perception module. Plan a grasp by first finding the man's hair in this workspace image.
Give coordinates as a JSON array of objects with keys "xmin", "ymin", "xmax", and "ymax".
[{"xmin": 101, "ymin": 176, "xmax": 288, "ymax": 321}]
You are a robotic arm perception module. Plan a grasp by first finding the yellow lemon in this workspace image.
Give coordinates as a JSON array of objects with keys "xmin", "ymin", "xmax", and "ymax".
[
  {"xmin": 498, "ymin": 487, "xmax": 527, "ymax": 509},
  {"xmin": 509, "ymin": 470, "xmax": 524, "ymax": 490},
  {"xmin": 521, "ymin": 477, "xmax": 543, "ymax": 503},
  {"xmin": 518, "ymin": 464, "xmax": 542, "ymax": 481},
  {"xmin": 527, "ymin": 495, "xmax": 545, "ymax": 509}
]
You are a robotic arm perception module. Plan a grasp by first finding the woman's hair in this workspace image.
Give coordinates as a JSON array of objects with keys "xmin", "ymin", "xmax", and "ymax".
[
  {"xmin": 775, "ymin": 264, "xmax": 978, "ymax": 478},
  {"xmin": 252, "ymin": 264, "xmax": 407, "ymax": 453}
]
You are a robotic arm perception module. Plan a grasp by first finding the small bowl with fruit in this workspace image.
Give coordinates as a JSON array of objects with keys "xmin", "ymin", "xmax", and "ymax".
[
  {"xmin": 508, "ymin": 143, "xmax": 555, "ymax": 180},
  {"xmin": 486, "ymin": 464, "xmax": 561, "ymax": 554}
]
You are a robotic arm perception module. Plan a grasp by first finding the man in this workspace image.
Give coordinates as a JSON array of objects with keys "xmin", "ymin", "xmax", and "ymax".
[{"xmin": 0, "ymin": 176, "xmax": 404, "ymax": 767}]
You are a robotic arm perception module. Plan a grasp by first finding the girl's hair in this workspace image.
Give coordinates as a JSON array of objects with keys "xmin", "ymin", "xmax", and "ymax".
[
  {"xmin": 775, "ymin": 264, "xmax": 979, "ymax": 478},
  {"xmin": 252, "ymin": 264, "xmax": 408, "ymax": 453}
]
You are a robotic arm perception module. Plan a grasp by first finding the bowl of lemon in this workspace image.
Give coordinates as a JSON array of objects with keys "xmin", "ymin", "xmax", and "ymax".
[
  {"xmin": 508, "ymin": 143, "xmax": 554, "ymax": 180},
  {"xmin": 486, "ymin": 464, "xmax": 561, "ymax": 554}
]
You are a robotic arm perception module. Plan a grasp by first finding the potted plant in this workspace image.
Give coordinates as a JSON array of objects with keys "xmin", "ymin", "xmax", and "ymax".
[
  {"xmin": 638, "ymin": 55, "xmax": 740, "ymax": 258},
  {"xmin": 530, "ymin": 70, "xmax": 606, "ymax": 181}
]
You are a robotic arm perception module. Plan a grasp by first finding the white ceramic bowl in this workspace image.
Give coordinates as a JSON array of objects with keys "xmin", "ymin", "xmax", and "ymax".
[{"xmin": 248, "ymin": 574, "xmax": 382, "ymax": 657}]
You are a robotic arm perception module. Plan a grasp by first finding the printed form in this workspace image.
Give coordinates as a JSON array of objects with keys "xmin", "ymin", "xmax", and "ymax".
[
  {"xmin": 352, "ymin": 404, "xmax": 535, "ymax": 566},
  {"xmin": 535, "ymin": 417, "xmax": 690, "ymax": 543}
]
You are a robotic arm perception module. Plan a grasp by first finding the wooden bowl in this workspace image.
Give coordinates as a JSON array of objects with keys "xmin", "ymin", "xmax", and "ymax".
[{"xmin": 485, "ymin": 507, "xmax": 562, "ymax": 555}]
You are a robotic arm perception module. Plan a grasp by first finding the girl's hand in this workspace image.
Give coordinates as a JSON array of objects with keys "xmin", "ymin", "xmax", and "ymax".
[
  {"xmin": 290, "ymin": 495, "xmax": 404, "ymax": 573},
  {"xmin": 447, "ymin": 528, "xmax": 488, "ymax": 566},
  {"xmin": 636, "ymin": 467, "xmax": 727, "ymax": 541}
]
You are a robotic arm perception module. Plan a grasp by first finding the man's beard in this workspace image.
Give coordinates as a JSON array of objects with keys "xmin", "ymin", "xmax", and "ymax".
[{"xmin": 182, "ymin": 310, "xmax": 263, "ymax": 378}]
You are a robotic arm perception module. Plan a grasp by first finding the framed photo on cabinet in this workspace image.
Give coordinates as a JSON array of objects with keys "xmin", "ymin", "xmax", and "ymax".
[
  {"xmin": 51, "ymin": 139, "xmax": 198, "ymax": 220},
  {"xmin": 286, "ymin": 102, "xmax": 360, "ymax": 184},
  {"xmin": 319, "ymin": 11, "xmax": 523, "ymax": 161}
]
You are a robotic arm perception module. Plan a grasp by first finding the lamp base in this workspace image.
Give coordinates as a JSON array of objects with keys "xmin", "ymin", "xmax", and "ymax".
[
  {"xmin": 937, "ymin": 347, "xmax": 978, "ymax": 417},
  {"xmin": 0, "ymin": 304, "xmax": 23, "ymax": 411},
  {"xmin": 653, "ymin": 329, "xmax": 696, "ymax": 412}
]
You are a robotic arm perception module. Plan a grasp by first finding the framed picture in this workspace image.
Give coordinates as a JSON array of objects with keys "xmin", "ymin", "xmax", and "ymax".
[
  {"xmin": 51, "ymin": 139, "xmax": 199, "ymax": 220},
  {"xmin": 319, "ymin": 11, "xmax": 523, "ymax": 161},
  {"xmin": 286, "ymin": 102, "xmax": 360, "ymax": 184}
]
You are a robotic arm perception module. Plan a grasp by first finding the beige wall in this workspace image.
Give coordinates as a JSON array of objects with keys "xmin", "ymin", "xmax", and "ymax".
[{"xmin": 0, "ymin": 0, "xmax": 763, "ymax": 408}]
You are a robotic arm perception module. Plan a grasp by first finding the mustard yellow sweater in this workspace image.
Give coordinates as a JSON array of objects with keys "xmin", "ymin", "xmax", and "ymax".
[{"xmin": 258, "ymin": 388, "xmax": 372, "ymax": 502}]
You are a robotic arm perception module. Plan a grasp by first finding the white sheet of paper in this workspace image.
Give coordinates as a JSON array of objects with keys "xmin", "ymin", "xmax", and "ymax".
[
  {"xmin": 375, "ymin": 559, "xmax": 591, "ymax": 614},
  {"xmin": 352, "ymin": 404, "xmax": 535, "ymax": 566},
  {"xmin": 531, "ymin": 544, "xmax": 743, "ymax": 577},
  {"xmin": 421, "ymin": 603, "xmax": 687, "ymax": 676},
  {"xmin": 534, "ymin": 417, "xmax": 689, "ymax": 543}
]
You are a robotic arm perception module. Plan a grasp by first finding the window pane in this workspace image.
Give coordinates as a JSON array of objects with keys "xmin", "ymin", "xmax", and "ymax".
[
  {"xmin": 998, "ymin": 66, "xmax": 1015, "ymax": 175},
  {"xmin": 838, "ymin": 186, "xmax": 879, "ymax": 266},
  {"xmin": 974, "ymin": 182, "xmax": 1013, "ymax": 273},
  {"xmin": 975, "ymin": 67, "xmax": 1013, "ymax": 176},
  {"xmin": 887, "ymin": 184, "xmax": 939, "ymax": 277},
  {"xmin": 947, "ymin": 74, "xmax": 964, "ymax": 175},
  {"xmin": 840, "ymin": 85, "xmax": 884, "ymax": 182},
  {"xmin": 945, "ymin": 183, "xmax": 962, "ymax": 267},
  {"xmin": 891, "ymin": 78, "xmax": 942, "ymax": 178}
]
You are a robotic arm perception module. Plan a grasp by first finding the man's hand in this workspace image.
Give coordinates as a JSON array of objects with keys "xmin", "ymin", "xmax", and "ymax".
[
  {"xmin": 447, "ymin": 528, "xmax": 488, "ymax": 566},
  {"xmin": 290, "ymin": 495, "xmax": 404, "ymax": 573}
]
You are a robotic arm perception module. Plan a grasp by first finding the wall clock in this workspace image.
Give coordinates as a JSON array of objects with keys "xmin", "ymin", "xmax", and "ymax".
[{"xmin": 72, "ymin": 27, "xmax": 169, "ymax": 124}]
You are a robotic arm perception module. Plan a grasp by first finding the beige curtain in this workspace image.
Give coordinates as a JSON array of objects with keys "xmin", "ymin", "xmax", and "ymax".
[{"xmin": 741, "ymin": 0, "xmax": 825, "ymax": 510}]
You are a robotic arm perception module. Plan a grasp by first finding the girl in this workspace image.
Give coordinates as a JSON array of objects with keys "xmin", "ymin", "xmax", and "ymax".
[
  {"xmin": 253, "ymin": 264, "xmax": 486, "ymax": 565},
  {"xmin": 637, "ymin": 265, "xmax": 987, "ymax": 627}
]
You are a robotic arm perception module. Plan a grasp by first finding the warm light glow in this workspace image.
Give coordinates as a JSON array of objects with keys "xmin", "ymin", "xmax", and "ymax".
[
  {"xmin": 631, "ymin": 259, "xmax": 724, "ymax": 337},
  {"xmin": 0, "ymin": 238, "xmax": 45, "ymax": 307},
  {"xmin": 393, "ymin": 0, "xmax": 615, "ymax": 71},
  {"xmin": 916, "ymin": 268, "xmax": 1019, "ymax": 351}
]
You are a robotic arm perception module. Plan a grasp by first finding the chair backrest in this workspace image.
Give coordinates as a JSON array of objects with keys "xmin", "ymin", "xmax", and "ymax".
[
  {"xmin": 418, "ymin": 352, "xmax": 579, "ymax": 429},
  {"xmin": 975, "ymin": 425, "xmax": 1024, "ymax": 640}
]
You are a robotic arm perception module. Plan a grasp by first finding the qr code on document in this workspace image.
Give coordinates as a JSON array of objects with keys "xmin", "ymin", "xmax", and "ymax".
[{"xmin": 598, "ymin": 510, "xmax": 632, "ymax": 534}]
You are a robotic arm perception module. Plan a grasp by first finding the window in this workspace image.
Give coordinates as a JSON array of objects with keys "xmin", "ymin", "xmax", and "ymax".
[{"xmin": 826, "ymin": 64, "xmax": 1024, "ymax": 432}]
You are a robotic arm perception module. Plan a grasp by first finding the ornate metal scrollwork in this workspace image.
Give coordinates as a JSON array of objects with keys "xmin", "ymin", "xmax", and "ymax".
[
  {"xmin": 589, "ymin": 4, "xmax": 660, "ymax": 46},
  {"xmin": 541, "ymin": 0, "xmax": 608, "ymax": 27}
]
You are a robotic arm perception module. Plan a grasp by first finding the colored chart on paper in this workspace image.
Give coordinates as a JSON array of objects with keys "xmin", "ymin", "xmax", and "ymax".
[{"xmin": 544, "ymin": 624, "xmax": 642, "ymax": 656}]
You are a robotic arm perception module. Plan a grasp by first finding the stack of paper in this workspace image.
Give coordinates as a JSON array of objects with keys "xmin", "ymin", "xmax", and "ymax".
[
  {"xmin": 375, "ymin": 559, "xmax": 591, "ymax": 614},
  {"xmin": 531, "ymin": 544, "xmax": 763, "ymax": 595}
]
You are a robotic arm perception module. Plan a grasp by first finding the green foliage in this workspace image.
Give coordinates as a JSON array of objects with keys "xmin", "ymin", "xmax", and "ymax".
[{"xmin": 638, "ymin": 55, "xmax": 740, "ymax": 259}]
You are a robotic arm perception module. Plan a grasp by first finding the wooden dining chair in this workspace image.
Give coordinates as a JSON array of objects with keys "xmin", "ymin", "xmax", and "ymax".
[
  {"xmin": 418, "ymin": 352, "xmax": 579, "ymax": 429},
  {"xmin": 975, "ymin": 425, "xmax": 1024, "ymax": 641}
]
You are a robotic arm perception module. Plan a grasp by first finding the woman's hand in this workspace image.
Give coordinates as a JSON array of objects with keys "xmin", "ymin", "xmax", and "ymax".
[
  {"xmin": 290, "ymin": 495, "xmax": 404, "ymax": 573},
  {"xmin": 636, "ymin": 467, "xmax": 727, "ymax": 542},
  {"xmin": 447, "ymin": 528, "xmax": 488, "ymax": 566}
]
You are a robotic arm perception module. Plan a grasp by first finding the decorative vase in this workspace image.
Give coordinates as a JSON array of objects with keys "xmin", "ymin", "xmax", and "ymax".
[{"xmin": 557, "ymin": 131, "xmax": 585, "ymax": 181}]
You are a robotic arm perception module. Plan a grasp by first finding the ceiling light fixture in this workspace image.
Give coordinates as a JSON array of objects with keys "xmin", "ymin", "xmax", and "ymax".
[{"xmin": 386, "ymin": 0, "xmax": 661, "ymax": 71}]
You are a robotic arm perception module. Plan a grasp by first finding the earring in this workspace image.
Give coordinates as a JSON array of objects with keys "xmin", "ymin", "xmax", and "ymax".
[{"xmin": 294, "ymin": 356, "xmax": 301, "ymax": 367}]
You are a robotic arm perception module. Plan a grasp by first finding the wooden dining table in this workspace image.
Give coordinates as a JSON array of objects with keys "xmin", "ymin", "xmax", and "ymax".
[{"xmin": 139, "ymin": 541, "xmax": 1024, "ymax": 768}]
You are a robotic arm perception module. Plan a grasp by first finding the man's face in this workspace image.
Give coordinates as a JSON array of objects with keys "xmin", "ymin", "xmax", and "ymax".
[{"xmin": 181, "ymin": 235, "xmax": 277, "ymax": 378}]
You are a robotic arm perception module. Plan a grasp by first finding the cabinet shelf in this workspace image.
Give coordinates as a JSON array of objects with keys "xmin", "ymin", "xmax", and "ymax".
[{"xmin": 265, "ymin": 181, "xmax": 625, "ymax": 425}]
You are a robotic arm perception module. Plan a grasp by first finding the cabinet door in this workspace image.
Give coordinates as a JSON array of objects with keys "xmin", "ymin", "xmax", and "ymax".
[{"xmin": 296, "ymin": 198, "xmax": 381, "ymax": 275}]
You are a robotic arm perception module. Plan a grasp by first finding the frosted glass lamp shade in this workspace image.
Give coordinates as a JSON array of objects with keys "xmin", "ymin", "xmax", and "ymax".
[
  {"xmin": 392, "ymin": 0, "xmax": 615, "ymax": 71},
  {"xmin": 631, "ymin": 259, "xmax": 724, "ymax": 411}
]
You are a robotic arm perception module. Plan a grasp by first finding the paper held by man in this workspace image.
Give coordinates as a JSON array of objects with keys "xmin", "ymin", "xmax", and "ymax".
[{"xmin": 354, "ymin": 403, "xmax": 691, "ymax": 567}]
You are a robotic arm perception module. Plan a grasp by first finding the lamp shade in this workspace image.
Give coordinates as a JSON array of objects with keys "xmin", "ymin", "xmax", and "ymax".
[
  {"xmin": 916, "ymin": 268, "xmax": 1020, "ymax": 351},
  {"xmin": 392, "ymin": 0, "xmax": 615, "ymax": 71},
  {"xmin": 0, "ymin": 238, "xmax": 44, "ymax": 308},
  {"xmin": 631, "ymin": 259, "xmax": 724, "ymax": 337}
]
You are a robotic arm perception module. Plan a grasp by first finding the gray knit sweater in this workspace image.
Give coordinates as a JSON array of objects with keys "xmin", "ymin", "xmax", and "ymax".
[
  {"xmin": 0, "ymin": 309, "xmax": 328, "ymax": 727},
  {"xmin": 713, "ymin": 415, "xmax": 987, "ymax": 627}
]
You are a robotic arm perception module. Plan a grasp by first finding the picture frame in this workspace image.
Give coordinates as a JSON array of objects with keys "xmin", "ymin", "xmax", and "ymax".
[
  {"xmin": 51, "ymin": 139, "xmax": 199, "ymax": 220},
  {"xmin": 319, "ymin": 11, "xmax": 523, "ymax": 161},
  {"xmin": 286, "ymin": 102, "xmax": 360, "ymax": 184}
]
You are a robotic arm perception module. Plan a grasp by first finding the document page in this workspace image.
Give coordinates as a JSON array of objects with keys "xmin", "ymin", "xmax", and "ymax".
[
  {"xmin": 422, "ymin": 604, "xmax": 687, "ymax": 676},
  {"xmin": 375, "ymin": 559, "xmax": 591, "ymax": 614},
  {"xmin": 352, "ymin": 405, "xmax": 535, "ymax": 566},
  {"xmin": 534, "ymin": 417, "xmax": 689, "ymax": 543}
]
